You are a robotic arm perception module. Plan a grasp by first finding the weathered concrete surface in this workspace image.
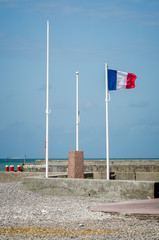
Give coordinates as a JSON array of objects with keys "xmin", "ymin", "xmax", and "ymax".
[
  {"xmin": 0, "ymin": 172, "xmax": 95, "ymax": 183},
  {"xmin": 115, "ymin": 172, "xmax": 159, "ymax": 181},
  {"xmin": 136, "ymin": 172, "xmax": 159, "ymax": 181},
  {"xmin": 34, "ymin": 159, "xmax": 159, "ymax": 166},
  {"xmin": 0, "ymin": 172, "xmax": 45, "ymax": 183},
  {"xmin": 22, "ymin": 177, "xmax": 159, "ymax": 201},
  {"xmin": 92, "ymin": 172, "xmax": 159, "ymax": 181},
  {"xmin": 116, "ymin": 172, "xmax": 134, "ymax": 180}
]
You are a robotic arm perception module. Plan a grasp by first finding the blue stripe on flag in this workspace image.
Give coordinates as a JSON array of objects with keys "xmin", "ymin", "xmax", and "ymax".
[{"xmin": 108, "ymin": 70, "xmax": 117, "ymax": 90}]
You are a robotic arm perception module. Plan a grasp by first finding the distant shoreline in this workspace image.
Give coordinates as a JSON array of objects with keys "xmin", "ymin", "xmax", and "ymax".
[{"xmin": 1, "ymin": 158, "xmax": 159, "ymax": 160}]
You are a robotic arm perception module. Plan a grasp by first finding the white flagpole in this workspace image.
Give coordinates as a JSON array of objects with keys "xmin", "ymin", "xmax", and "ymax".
[
  {"xmin": 76, "ymin": 72, "xmax": 79, "ymax": 151},
  {"xmin": 105, "ymin": 62, "xmax": 110, "ymax": 180},
  {"xmin": 46, "ymin": 20, "xmax": 50, "ymax": 178}
]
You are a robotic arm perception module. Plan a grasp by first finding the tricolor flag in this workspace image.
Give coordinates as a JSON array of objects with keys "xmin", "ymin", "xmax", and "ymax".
[{"xmin": 108, "ymin": 69, "xmax": 137, "ymax": 91}]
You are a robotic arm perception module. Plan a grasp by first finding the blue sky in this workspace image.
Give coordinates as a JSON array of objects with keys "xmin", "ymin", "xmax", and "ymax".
[{"xmin": 0, "ymin": 0, "xmax": 159, "ymax": 159}]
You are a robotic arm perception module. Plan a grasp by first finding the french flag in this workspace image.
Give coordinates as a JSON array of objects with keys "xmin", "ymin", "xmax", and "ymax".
[{"xmin": 108, "ymin": 69, "xmax": 137, "ymax": 91}]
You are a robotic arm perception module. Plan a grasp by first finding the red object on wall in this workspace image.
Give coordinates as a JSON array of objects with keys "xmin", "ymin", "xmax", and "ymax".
[
  {"xmin": 6, "ymin": 165, "xmax": 9, "ymax": 172},
  {"xmin": 17, "ymin": 165, "xmax": 21, "ymax": 172},
  {"xmin": 10, "ymin": 165, "xmax": 14, "ymax": 172}
]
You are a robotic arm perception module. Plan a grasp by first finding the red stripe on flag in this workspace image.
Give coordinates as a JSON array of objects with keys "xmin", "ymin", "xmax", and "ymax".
[{"xmin": 126, "ymin": 73, "xmax": 137, "ymax": 89}]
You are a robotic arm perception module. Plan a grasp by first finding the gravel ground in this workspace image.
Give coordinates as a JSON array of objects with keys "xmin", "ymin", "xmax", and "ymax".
[{"xmin": 0, "ymin": 182, "xmax": 159, "ymax": 239}]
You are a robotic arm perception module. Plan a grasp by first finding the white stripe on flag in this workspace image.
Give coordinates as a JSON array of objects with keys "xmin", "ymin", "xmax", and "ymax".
[{"xmin": 117, "ymin": 71, "xmax": 128, "ymax": 90}]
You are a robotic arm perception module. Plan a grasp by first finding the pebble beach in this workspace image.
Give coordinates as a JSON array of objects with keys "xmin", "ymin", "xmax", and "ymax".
[{"xmin": 0, "ymin": 182, "xmax": 159, "ymax": 239}]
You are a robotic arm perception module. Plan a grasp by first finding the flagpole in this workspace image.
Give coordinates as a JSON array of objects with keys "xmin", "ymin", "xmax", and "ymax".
[
  {"xmin": 46, "ymin": 20, "xmax": 50, "ymax": 178},
  {"xmin": 105, "ymin": 62, "xmax": 109, "ymax": 180},
  {"xmin": 76, "ymin": 72, "xmax": 79, "ymax": 151}
]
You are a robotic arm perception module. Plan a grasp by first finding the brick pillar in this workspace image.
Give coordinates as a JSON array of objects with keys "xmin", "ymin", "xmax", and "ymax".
[{"xmin": 68, "ymin": 151, "xmax": 84, "ymax": 178}]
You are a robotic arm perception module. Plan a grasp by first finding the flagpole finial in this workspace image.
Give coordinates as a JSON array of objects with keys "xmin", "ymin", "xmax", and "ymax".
[{"xmin": 76, "ymin": 72, "xmax": 79, "ymax": 75}]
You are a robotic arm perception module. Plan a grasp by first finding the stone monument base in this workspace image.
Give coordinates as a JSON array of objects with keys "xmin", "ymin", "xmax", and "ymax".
[{"xmin": 68, "ymin": 151, "xmax": 84, "ymax": 178}]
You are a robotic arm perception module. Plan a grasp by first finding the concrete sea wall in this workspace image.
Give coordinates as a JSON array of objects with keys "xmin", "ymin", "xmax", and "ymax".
[
  {"xmin": 22, "ymin": 177, "xmax": 159, "ymax": 201},
  {"xmin": 21, "ymin": 159, "xmax": 159, "ymax": 181},
  {"xmin": 0, "ymin": 172, "xmax": 45, "ymax": 183}
]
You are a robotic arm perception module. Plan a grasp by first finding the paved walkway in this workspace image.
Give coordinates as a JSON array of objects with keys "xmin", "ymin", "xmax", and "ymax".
[{"xmin": 91, "ymin": 198, "xmax": 159, "ymax": 215}]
